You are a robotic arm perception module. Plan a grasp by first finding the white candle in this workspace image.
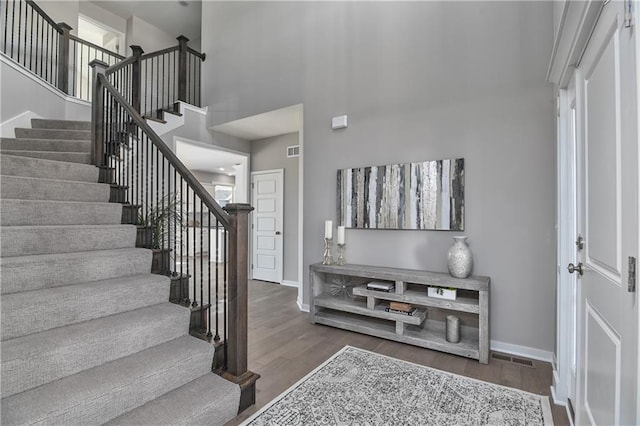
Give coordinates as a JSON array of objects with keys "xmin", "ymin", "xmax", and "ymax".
[
  {"xmin": 337, "ymin": 226, "xmax": 345, "ymax": 244},
  {"xmin": 324, "ymin": 220, "xmax": 333, "ymax": 239}
]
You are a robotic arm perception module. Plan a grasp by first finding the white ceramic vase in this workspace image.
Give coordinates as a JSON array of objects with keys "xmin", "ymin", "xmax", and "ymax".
[{"xmin": 447, "ymin": 236, "xmax": 473, "ymax": 278}]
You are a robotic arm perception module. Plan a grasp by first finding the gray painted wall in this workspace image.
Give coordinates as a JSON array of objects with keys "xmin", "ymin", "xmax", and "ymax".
[
  {"xmin": 251, "ymin": 133, "xmax": 300, "ymax": 284},
  {"xmin": 202, "ymin": 1, "xmax": 556, "ymax": 352},
  {"xmin": 192, "ymin": 170, "xmax": 236, "ymax": 186}
]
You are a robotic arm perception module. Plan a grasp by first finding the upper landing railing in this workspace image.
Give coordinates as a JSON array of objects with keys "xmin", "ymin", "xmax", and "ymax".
[{"xmin": 1, "ymin": 0, "xmax": 204, "ymax": 110}]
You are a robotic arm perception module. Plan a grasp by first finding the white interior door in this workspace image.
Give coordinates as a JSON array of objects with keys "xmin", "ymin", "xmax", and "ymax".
[
  {"xmin": 251, "ymin": 170, "xmax": 284, "ymax": 283},
  {"xmin": 574, "ymin": 2, "xmax": 638, "ymax": 425}
]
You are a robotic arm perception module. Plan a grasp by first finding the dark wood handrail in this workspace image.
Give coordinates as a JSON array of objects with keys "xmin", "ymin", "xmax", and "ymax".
[
  {"xmin": 25, "ymin": 0, "xmax": 62, "ymax": 33},
  {"xmin": 97, "ymin": 72, "xmax": 231, "ymax": 229},
  {"xmin": 187, "ymin": 47, "xmax": 206, "ymax": 61},
  {"xmin": 141, "ymin": 45, "xmax": 180, "ymax": 61},
  {"xmin": 70, "ymin": 34, "xmax": 125, "ymax": 59},
  {"xmin": 105, "ymin": 55, "xmax": 137, "ymax": 76}
]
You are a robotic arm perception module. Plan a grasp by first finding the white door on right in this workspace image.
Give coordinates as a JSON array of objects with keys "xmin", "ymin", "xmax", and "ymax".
[
  {"xmin": 574, "ymin": 1, "xmax": 638, "ymax": 425},
  {"xmin": 251, "ymin": 170, "xmax": 284, "ymax": 283}
]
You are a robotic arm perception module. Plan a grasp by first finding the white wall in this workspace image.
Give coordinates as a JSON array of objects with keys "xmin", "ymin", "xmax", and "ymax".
[
  {"xmin": 1, "ymin": 56, "xmax": 90, "ymax": 135},
  {"xmin": 201, "ymin": 1, "xmax": 556, "ymax": 354},
  {"xmin": 126, "ymin": 16, "xmax": 178, "ymax": 54},
  {"xmin": 251, "ymin": 132, "xmax": 300, "ymax": 283}
]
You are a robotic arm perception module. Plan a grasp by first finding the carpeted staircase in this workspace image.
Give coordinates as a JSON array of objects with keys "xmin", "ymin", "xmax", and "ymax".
[{"xmin": 0, "ymin": 119, "xmax": 240, "ymax": 425}]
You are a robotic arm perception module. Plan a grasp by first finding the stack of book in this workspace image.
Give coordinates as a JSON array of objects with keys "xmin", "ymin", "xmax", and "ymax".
[
  {"xmin": 385, "ymin": 301, "xmax": 417, "ymax": 316},
  {"xmin": 366, "ymin": 281, "xmax": 395, "ymax": 292}
]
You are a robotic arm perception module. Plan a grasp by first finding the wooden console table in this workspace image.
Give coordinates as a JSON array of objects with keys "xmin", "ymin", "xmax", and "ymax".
[{"xmin": 309, "ymin": 263, "xmax": 490, "ymax": 364}]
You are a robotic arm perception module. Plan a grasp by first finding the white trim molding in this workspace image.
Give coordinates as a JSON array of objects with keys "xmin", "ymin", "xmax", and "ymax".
[
  {"xmin": 0, "ymin": 111, "xmax": 40, "ymax": 137},
  {"xmin": 281, "ymin": 280, "xmax": 299, "ymax": 288},
  {"xmin": 490, "ymin": 340, "xmax": 555, "ymax": 363},
  {"xmin": 297, "ymin": 295, "xmax": 309, "ymax": 313}
]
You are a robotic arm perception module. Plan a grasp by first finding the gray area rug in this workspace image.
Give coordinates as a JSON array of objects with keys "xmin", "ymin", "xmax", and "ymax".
[{"xmin": 243, "ymin": 346, "xmax": 553, "ymax": 426}]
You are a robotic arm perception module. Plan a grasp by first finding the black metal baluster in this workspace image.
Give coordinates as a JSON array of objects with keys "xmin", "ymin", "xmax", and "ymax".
[
  {"xmin": 223, "ymin": 228, "xmax": 228, "ymax": 366},
  {"xmin": 155, "ymin": 56, "xmax": 159, "ymax": 113},
  {"xmin": 180, "ymin": 175, "xmax": 185, "ymax": 303},
  {"xmin": 71, "ymin": 40, "xmax": 76, "ymax": 96},
  {"xmin": 192, "ymin": 190, "xmax": 197, "ymax": 308},
  {"xmin": 200, "ymin": 199, "xmax": 204, "ymax": 327},
  {"xmin": 16, "ymin": 0, "xmax": 22, "ymax": 64},
  {"xmin": 161, "ymin": 154, "xmax": 165, "ymax": 274},
  {"xmin": 28, "ymin": 4, "xmax": 33, "ymax": 70},
  {"xmin": 207, "ymin": 211, "xmax": 212, "ymax": 340},
  {"xmin": 10, "ymin": 0, "xmax": 15, "ymax": 57},
  {"xmin": 161, "ymin": 53, "xmax": 165, "ymax": 111},
  {"xmin": 53, "ymin": 31, "xmax": 57, "ymax": 86},
  {"xmin": 173, "ymin": 167, "xmax": 177, "ymax": 275},
  {"xmin": 214, "ymin": 219, "xmax": 219, "ymax": 343},
  {"xmin": 185, "ymin": 185, "xmax": 190, "ymax": 305},
  {"xmin": 3, "ymin": 0, "xmax": 9, "ymax": 53}
]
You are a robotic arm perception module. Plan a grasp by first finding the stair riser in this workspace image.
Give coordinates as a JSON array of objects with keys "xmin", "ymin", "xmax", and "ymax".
[
  {"xmin": 1, "ymin": 274, "xmax": 171, "ymax": 341},
  {"xmin": 1, "ymin": 336, "xmax": 214, "ymax": 425},
  {"xmin": 1, "ymin": 176, "xmax": 110, "ymax": 202},
  {"xmin": 0, "ymin": 200, "xmax": 122, "ymax": 226},
  {"xmin": 15, "ymin": 128, "xmax": 91, "ymax": 140},
  {"xmin": 0, "ymin": 138, "xmax": 91, "ymax": 152},
  {"xmin": 0, "ymin": 154, "xmax": 98, "ymax": 182},
  {"xmin": 0, "ymin": 249, "xmax": 153, "ymax": 294},
  {"xmin": 1, "ymin": 303, "xmax": 189, "ymax": 397},
  {"xmin": 31, "ymin": 119, "xmax": 91, "ymax": 131},
  {"xmin": 0, "ymin": 150, "xmax": 91, "ymax": 163},
  {"xmin": 106, "ymin": 374, "xmax": 240, "ymax": 426},
  {"xmin": 1, "ymin": 225, "xmax": 137, "ymax": 257}
]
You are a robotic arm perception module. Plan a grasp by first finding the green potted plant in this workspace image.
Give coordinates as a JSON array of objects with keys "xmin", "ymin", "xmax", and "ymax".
[{"xmin": 137, "ymin": 194, "xmax": 185, "ymax": 275}]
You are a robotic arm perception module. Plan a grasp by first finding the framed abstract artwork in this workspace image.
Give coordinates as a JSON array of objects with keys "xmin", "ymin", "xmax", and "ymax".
[{"xmin": 337, "ymin": 158, "xmax": 464, "ymax": 231}]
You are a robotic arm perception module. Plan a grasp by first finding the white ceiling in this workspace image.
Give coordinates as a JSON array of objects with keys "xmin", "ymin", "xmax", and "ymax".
[
  {"xmin": 211, "ymin": 104, "xmax": 302, "ymax": 140},
  {"xmin": 89, "ymin": 0, "xmax": 202, "ymax": 41},
  {"xmin": 175, "ymin": 140, "xmax": 246, "ymax": 174}
]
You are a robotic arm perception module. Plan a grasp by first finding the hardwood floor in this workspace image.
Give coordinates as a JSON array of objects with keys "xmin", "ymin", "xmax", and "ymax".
[{"xmin": 225, "ymin": 280, "xmax": 570, "ymax": 425}]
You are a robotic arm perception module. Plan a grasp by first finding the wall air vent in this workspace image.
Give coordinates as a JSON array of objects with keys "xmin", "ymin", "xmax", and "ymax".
[{"xmin": 287, "ymin": 145, "xmax": 300, "ymax": 158}]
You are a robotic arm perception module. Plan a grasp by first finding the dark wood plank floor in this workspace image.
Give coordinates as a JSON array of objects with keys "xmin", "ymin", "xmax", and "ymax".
[{"xmin": 225, "ymin": 281, "xmax": 569, "ymax": 425}]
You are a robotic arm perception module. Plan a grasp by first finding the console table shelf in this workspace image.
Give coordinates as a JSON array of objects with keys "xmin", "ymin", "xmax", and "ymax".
[{"xmin": 310, "ymin": 263, "xmax": 490, "ymax": 363}]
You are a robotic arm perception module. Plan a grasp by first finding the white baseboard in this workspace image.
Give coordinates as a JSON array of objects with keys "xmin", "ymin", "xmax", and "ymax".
[
  {"xmin": 0, "ymin": 111, "xmax": 39, "ymax": 137},
  {"xmin": 550, "ymin": 384, "xmax": 567, "ymax": 406},
  {"xmin": 281, "ymin": 280, "xmax": 299, "ymax": 288},
  {"xmin": 297, "ymin": 296, "xmax": 309, "ymax": 313},
  {"xmin": 490, "ymin": 340, "xmax": 554, "ymax": 363}
]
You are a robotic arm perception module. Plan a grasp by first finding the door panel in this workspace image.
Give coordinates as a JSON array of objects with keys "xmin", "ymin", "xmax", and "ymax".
[
  {"xmin": 251, "ymin": 170, "xmax": 283, "ymax": 283},
  {"xmin": 574, "ymin": 1, "xmax": 638, "ymax": 425}
]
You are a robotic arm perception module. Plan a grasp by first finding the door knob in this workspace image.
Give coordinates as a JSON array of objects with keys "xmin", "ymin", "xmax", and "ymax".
[
  {"xmin": 275, "ymin": 231, "xmax": 281, "ymax": 235},
  {"xmin": 567, "ymin": 262, "xmax": 584, "ymax": 276}
]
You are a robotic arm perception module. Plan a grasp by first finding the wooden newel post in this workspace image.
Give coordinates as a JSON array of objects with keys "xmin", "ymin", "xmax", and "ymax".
[
  {"xmin": 56, "ymin": 23, "xmax": 72, "ymax": 94},
  {"xmin": 130, "ymin": 45, "xmax": 144, "ymax": 114},
  {"xmin": 89, "ymin": 60, "xmax": 108, "ymax": 167},
  {"xmin": 222, "ymin": 203, "xmax": 260, "ymax": 413},
  {"xmin": 177, "ymin": 35, "xmax": 189, "ymax": 102}
]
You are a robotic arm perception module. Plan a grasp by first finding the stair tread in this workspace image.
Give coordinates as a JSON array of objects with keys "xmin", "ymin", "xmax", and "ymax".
[
  {"xmin": 1, "ymin": 199, "xmax": 122, "ymax": 226},
  {"xmin": 15, "ymin": 128, "xmax": 91, "ymax": 140},
  {"xmin": 31, "ymin": 119, "xmax": 91, "ymax": 130},
  {"xmin": 0, "ymin": 154, "xmax": 98, "ymax": 182},
  {"xmin": 106, "ymin": 373, "xmax": 239, "ymax": 426},
  {"xmin": 1, "ymin": 273, "xmax": 171, "ymax": 340},
  {"xmin": 1, "ymin": 248, "xmax": 153, "ymax": 294},
  {"xmin": 0, "ymin": 138, "xmax": 91, "ymax": 152},
  {"xmin": 1, "ymin": 335, "xmax": 214, "ymax": 425},
  {"xmin": 0, "ymin": 152, "xmax": 94, "ymax": 165},
  {"xmin": 1, "ymin": 174, "xmax": 110, "ymax": 202},
  {"xmin": 1, "ymin": 302, "xmax": 188, "ymax": 398},
  {"xmin": 1, "ymin": 224, "xmax": 137, "ymax": 257},
  {"xmin": 0, "ymin": 150, "xmax": 92, "ymax": 164}
]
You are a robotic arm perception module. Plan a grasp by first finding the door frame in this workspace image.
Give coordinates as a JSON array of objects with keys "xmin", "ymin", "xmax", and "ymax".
[
  {"xmin": 251, "ymin": 169, "xmax": 284, "ymax": 284},
  {"xmin": 554, "ymin": 77, "xmax": 579, "ymax": 408},
  {"xmin": 550, "ymin": 1, "xmax": 640, "ymax": 420}
]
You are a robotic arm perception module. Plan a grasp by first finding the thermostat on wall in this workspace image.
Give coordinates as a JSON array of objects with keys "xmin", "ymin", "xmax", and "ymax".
[{"xmin": 332, "ymin": 115, "xmax": 348, "ymax": 130}]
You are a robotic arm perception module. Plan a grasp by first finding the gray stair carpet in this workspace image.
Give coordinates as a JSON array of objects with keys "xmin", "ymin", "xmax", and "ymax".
[{"xmin": 0, "ymin": 118, "xmax": 240, "ymax": 425}]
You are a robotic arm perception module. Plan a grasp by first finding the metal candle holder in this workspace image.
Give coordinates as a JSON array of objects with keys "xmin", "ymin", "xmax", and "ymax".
[
  {"xmin": 337, "ymin": 243, "xmax": 346, "ymax": 265},
  {"xmin": 323, "ymin": 238, "xmax": 333, "ymax": 265}
]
